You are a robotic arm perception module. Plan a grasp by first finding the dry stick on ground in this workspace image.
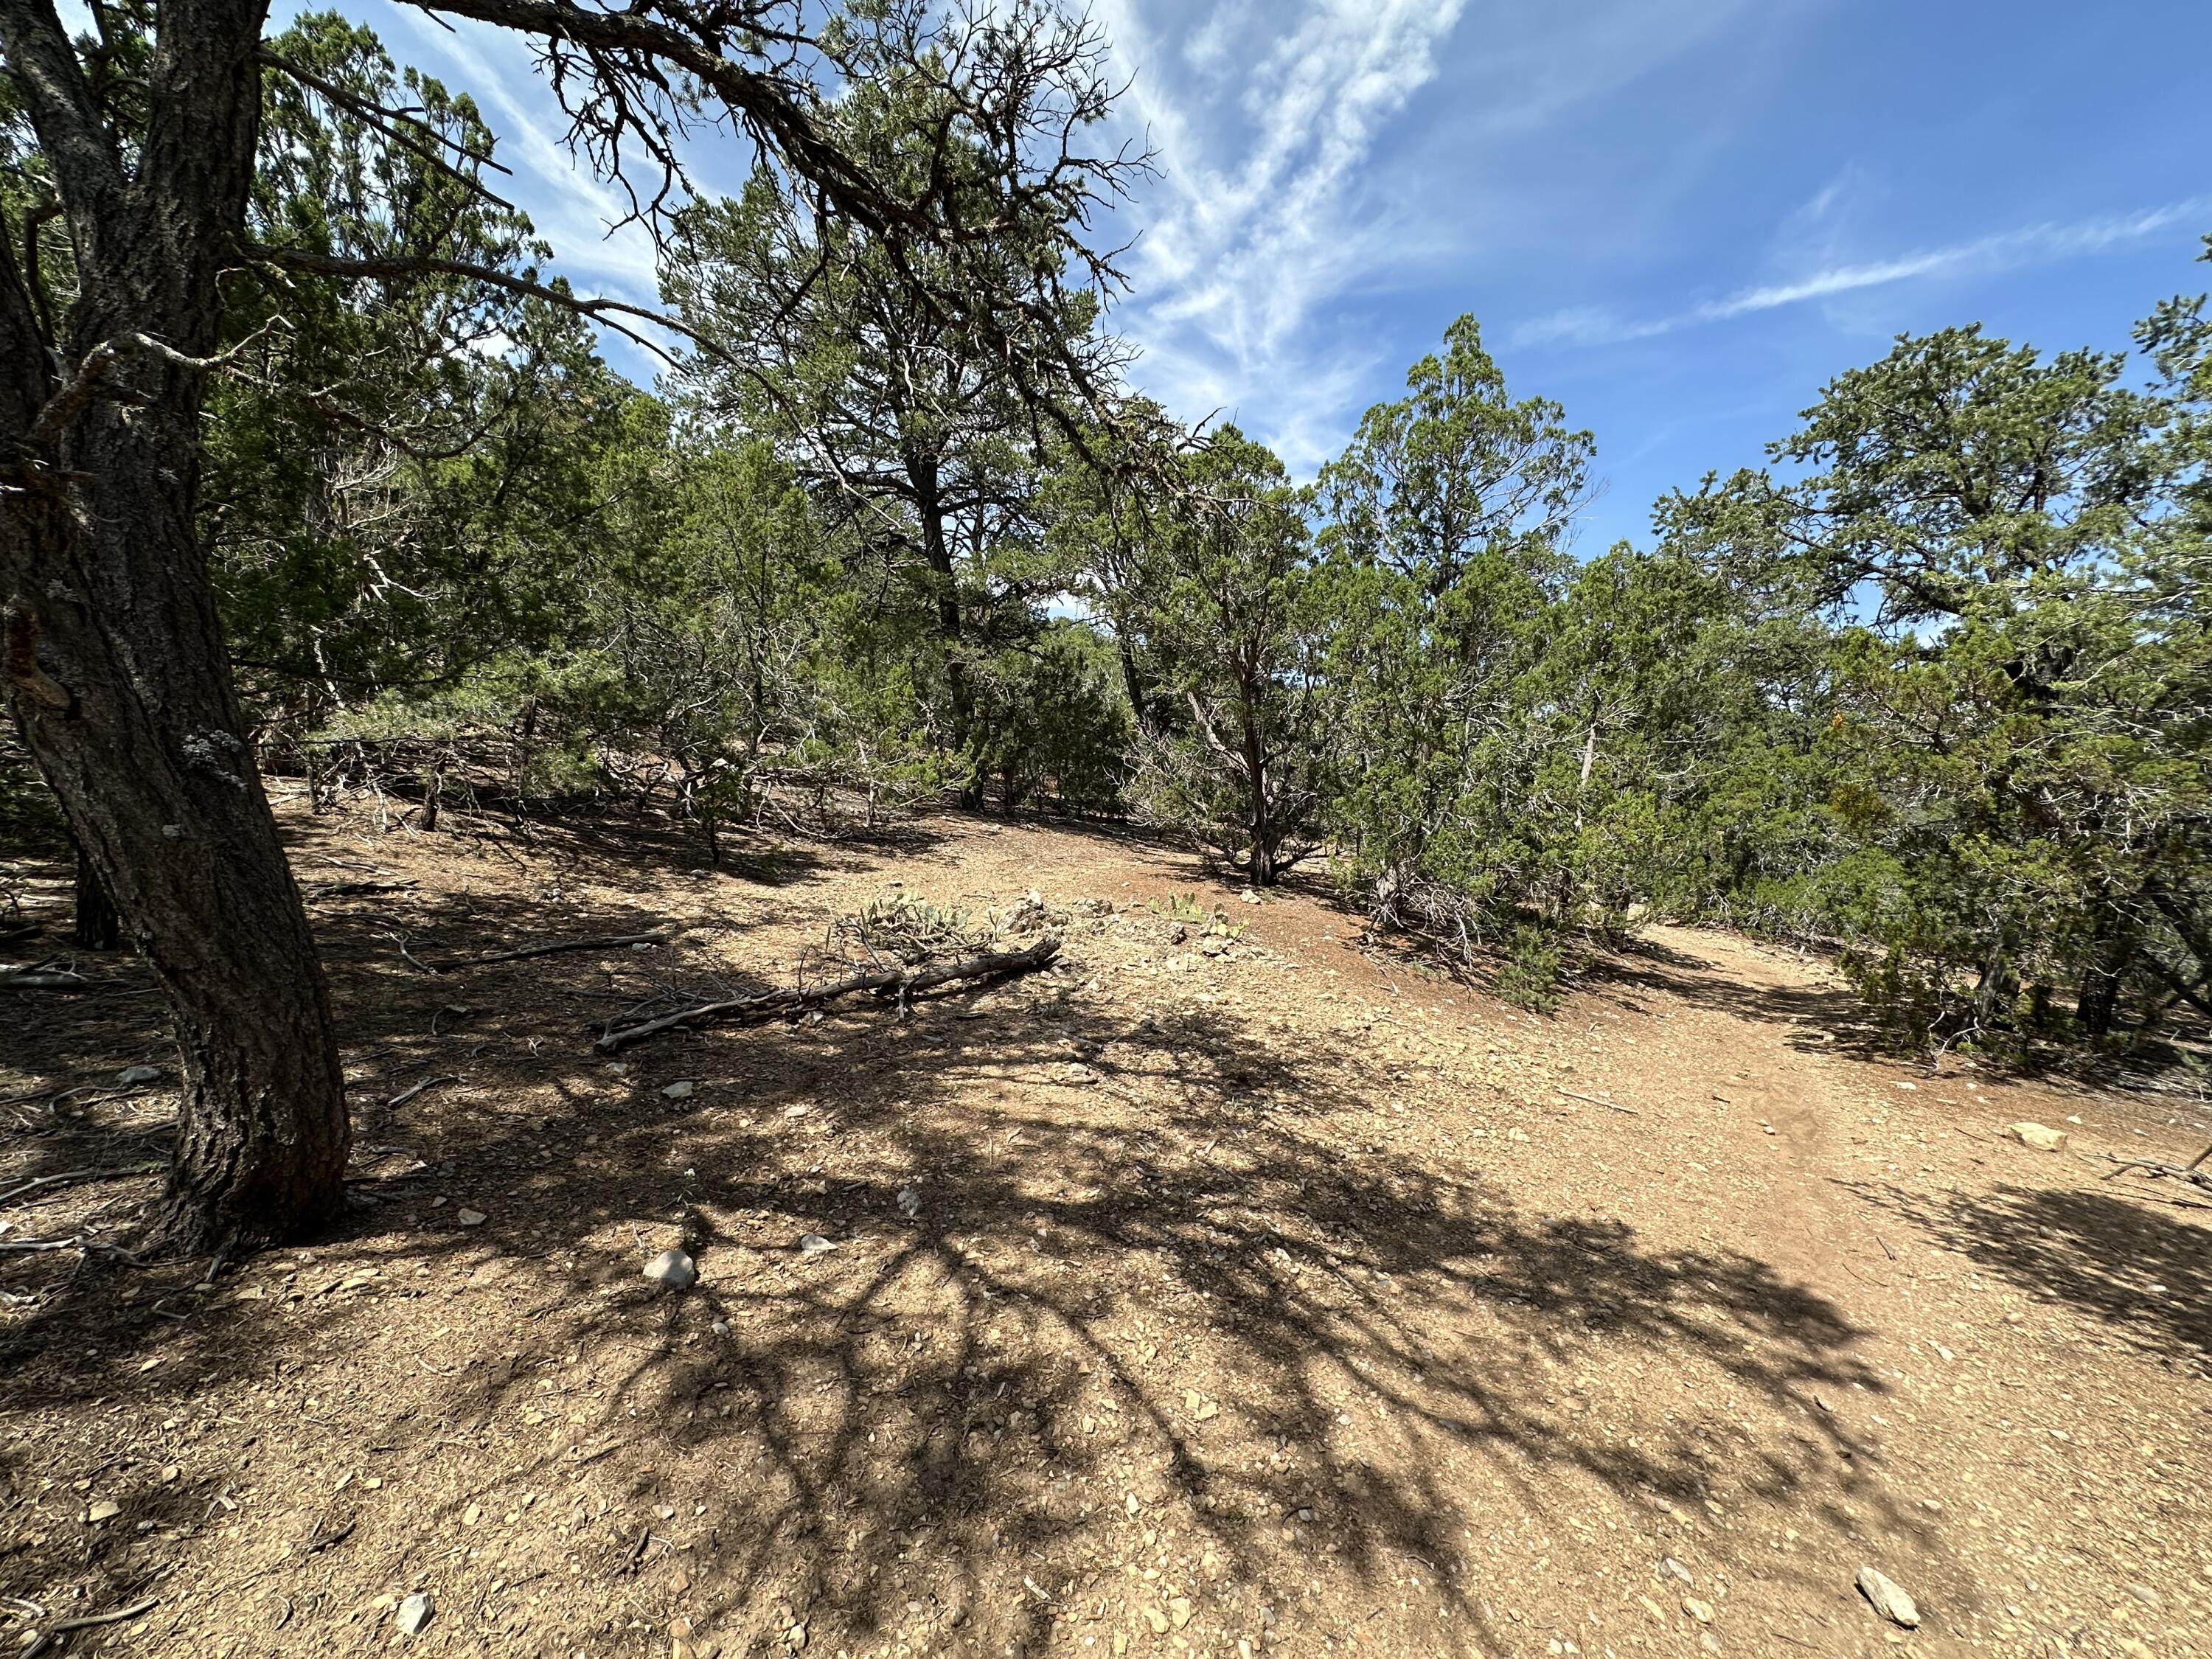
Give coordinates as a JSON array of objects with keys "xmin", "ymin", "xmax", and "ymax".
[
  {"xmin": 420, "ymin": 933, "xmax": 667, "ymax": 973},
  {"xmin": 597, "ymin": 937, "xmax": 1062, "ymax": 1052},
  {"xmin": 2099, "ymin": 1143, "xmax": 2212, "ymax": 1191},
  {"xmin": 1556, "ymin": 1088, "xmax": 1641, "ymax": 1116},
  {"xmin": 0, "ymin": 970, "xmax": 96, "ymax": 992},
  {"xmin": 22, "ymin": 1598, "xmax": 159, "ymax": 1658},
  {"xmin": 386, "ymin": 1075, "xmax": 459, "ymax": 1109},
  {"xmin": 0, "ymin": 1166, "xmax": 155, "ymax": 1208}
]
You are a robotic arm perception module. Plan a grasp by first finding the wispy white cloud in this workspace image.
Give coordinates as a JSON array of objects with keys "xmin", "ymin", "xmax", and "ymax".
[
  {"xmin": 1513, "ymin": 196, "xmax": 2212, "ymax": 349},
  {"xmin": 1094, "ymin": 0, "xmax": 1470, "ymax": 466},
  {"xmin": 1096, "ymin": 0, "xmax": 1775, "ymax": 470}
]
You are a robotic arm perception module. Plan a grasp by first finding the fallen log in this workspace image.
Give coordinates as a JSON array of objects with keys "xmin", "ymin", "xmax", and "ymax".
[
  {"xmin": 422, "ymin": 933, "xmax": 667, "ymax": 973},
  {"xmin": 597, "ymin": 936, "xmax": 1061, "ymax": 1051}
]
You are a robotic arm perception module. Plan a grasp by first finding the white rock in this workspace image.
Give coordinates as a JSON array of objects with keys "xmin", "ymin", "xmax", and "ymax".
[
  {"xmin": 1856, "ymin": 1565, "xmax": 1920, "ymax": 1628},
  {"xmin": 2006, "ymin": 1121, "xmax": 2068, "ymax": 1152},
  {"xmin": 643, "ymin": 1248, "xmax": 697, "ymax": 1291},
  {"xmin": 84, "ymin": 1498, "xmax": 121, "ymax": 1523},
  {"xmin": 456, "ymin": 1208, "xmax": 487, "ymax": 1227},
  {"xmin": 662, "ymin": 1080, "xmax": 695, "ymax": 1099},
  {"xmin": 798, "ymin": 1233, "xmax": 839, "ymax": 1256},
  {"xmin": 117, "ymin": 1065, "xmax": 162, "ymax": 1085},
  {"xmin": 897, "ymin": 1185, "xmax": 922, "ymax": 1219},
  {"xmin": 396, "ymin": 1592, "xmax": 435, "ymax": 1636}
]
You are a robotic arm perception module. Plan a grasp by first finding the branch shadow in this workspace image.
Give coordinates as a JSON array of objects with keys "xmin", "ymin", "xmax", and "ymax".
[
  {"xmin": 1844, "ymin": 1177, "xmax": 2212, "ymax": 1368},
  {"xmin": 0, "ymin": 819, "xmax": 1903, "ymax": 1658}
]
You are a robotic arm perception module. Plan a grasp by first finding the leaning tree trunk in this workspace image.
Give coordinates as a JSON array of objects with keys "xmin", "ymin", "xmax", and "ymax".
[{"xmin": 0, "ymin": 0, "xmax": 350, "ymax": 1253}]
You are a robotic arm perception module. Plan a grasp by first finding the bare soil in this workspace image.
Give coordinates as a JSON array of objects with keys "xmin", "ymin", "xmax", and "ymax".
[{"xmin": 3, "ymin": 793, "xmax": 2209, "ymax": 1659}]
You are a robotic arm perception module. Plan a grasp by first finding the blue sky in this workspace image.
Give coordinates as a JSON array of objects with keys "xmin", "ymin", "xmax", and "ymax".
[{"xmin": 349, "ymin": 0, "xmax": 2212, "ymax": 552}]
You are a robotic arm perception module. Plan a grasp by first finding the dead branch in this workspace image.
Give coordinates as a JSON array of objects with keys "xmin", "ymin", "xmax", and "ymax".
[
  {"xmin": 385, "ymin": 1074, "xmax": 459, "ymax": 1108},
  {"xmin": 305, "ymin": 877, "xmax": 419, "ymax": 899},
  {"xmin": 0, "ymin": 967, "xmax": 95, "ymax": 992},
  {"xmin": 0, "ymin": 1166, "xmax": 154, "ymax": 1208},
  {"xmin": 597, "ymin": 935, "xmax": 1060, "ymax": 1051},
  {"xmin": 2098, "ymin": 1144, "xmax": 2212, "ymax": 1193},
  {"xmin": 1556, "ymin": 1088, "xmax": 1640, "ymax": 1116},
  {"xmin": 421, "ymin": 933, "xmax": 667, "ymax": 973},
  {"xmin": 23, "ymin": 1598, "xmax": 159, "ymax": 1658}
]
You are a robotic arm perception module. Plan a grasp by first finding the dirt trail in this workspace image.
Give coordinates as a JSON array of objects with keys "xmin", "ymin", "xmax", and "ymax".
[{"xmin": 1, "ymin": 806, "xmax": 2208, "ymax": 1659}]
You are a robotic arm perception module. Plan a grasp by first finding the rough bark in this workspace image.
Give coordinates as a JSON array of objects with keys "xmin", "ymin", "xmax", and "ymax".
[
  {"xmin": 2075, "ymin": 916, "xmax": 2132, "ymax": 1038},
  {"xmin": 1, "ymin": 0, "xmax": 350, "ymax": 1253},
  {"xmin": 72, "ymin": 839, "xmax": 119, "ymax": 950},
  {"xmin": 908, "ymin": 452, "xmax": 984, "ymax": 809}
]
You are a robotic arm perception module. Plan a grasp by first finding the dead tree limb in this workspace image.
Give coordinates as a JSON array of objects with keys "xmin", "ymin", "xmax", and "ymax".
[
  {"xmin": 1557, "ymin": 1088, "xmax": 1640, "ymax": 1116},
  {"xmin": 0, "ymin": 1166, "xmax": 155, "ymax": 1208},
  {"xmin": 2099, "ymin": 1144, "xmax": 2212, "ymax": 1192},
  {"xmin": 385, "ymin": 1075, "xmax": 459, "ymax": 1109},
  {"xmin": 422, "ymin": 933, "xmax": 667, "ymax": 973},
  {"xmin": 23, "ymin": 1597, "xmax": 159, "ymax": 1658},
  {"xmin": 0, "ymin": 967, "xmax": 95, "ymax": 992},
  {"xmin": 597, "ymin": 936, "xmax": 1061, "ymax": 1052}
]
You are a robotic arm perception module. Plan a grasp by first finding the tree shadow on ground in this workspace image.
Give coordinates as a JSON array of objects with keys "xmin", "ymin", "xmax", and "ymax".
[
  {"xmin": 1582, "ymin": 931, "xmax": 1897, "ymax": 1060},
  {"xmin": 0, "ymin": 821, "xmax": 1903, "ymax": 1658},
  {"xmin": 1845, "ymin": 1177, "xmax": 2212, "ymax": 1368}
]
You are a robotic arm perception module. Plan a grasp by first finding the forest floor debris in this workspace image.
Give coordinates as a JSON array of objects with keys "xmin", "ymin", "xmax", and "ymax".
[{"xmin": 1, "ymin": 792, "xmax": 2209, "ymax": 1657}]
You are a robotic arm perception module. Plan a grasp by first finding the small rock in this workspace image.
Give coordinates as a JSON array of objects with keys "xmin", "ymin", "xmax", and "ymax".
[
  {"xmin": 2006, "ymin": 1121, "xmax": 2067, "ymax": 1152},
  {"xmin": 1856, "ymin": 1565, "xmax": 1920, "ymax": 1629},
  {"xmin": 643, "ymin": 1248, "xmax": 697, "ymax": 1291},
  {"xmin": 1682, "ymin": 1596, "xmax": 1714, "ymax": 1623},
  {"xmin": 662, "ymin": 1081, "xmax": 695, "ymax": 1100},
  {"xmin": 117, "ymin": 1065, "xmax": 162, "ymax": 1085},
  {"xmin": 455, "ymin": 1208, "xmax": 487, "ymax": 1227},
  {"xmin": 1506, "ymin": 1127, "xmax": 1529, "ymax": 1143},
  {"xmin": 1662, "ymin": 1557, "xmax": 1692, "ymax": 1584},
  {"xmin": 396, "ymin": 1592, "xmax": 435, "ymax": 1636},
  {"xmin": 797, "ymin": 1233, "xmax": 838, "ymax": 1256},
  {"xmin": 897, "ymin": 1185, "xmax": 922, "ymax": 1219},
  {"xmin": 83, "ymin": 1498, "xmax": 121, "ymax": 1523},
  {"xmin": 1142, "ymin": 1607, "xmax": 1170, "ymax": 1635}
]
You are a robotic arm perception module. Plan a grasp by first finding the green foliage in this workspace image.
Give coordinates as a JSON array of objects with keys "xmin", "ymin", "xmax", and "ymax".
[
  {"xmin": 1495, "ymin": 927, "xmax": 1565, "ymax": 1014},
  {"xmin": 1106, "ymin": 428, "xmax": 1329, "ymax": 885},
  {"xmin": 13, "ymin": 1, "xmax": 2200, "ymax": 1077},
  {"xmin": 1146, "ymin": 892, "xmax": 1244, "ymax": 939},
  {"xmin": 831, "ymin": 894, "xmax": 997, "ymax": 967},
  {"xmin": 1662, "ymin": 274, "xmax": 2212, "ymax": 1054}
]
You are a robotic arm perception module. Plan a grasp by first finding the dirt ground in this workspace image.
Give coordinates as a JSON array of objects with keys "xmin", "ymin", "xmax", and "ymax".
[{"xmin": 3, "ymin": 790, "xmax": 2209, "ymax": 1659}]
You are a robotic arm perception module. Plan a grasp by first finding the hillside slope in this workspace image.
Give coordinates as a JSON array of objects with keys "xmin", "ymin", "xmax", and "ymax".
[{"xmin": 3, "ymin": 800, "xmax": 2208, "ymax": 1658}]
